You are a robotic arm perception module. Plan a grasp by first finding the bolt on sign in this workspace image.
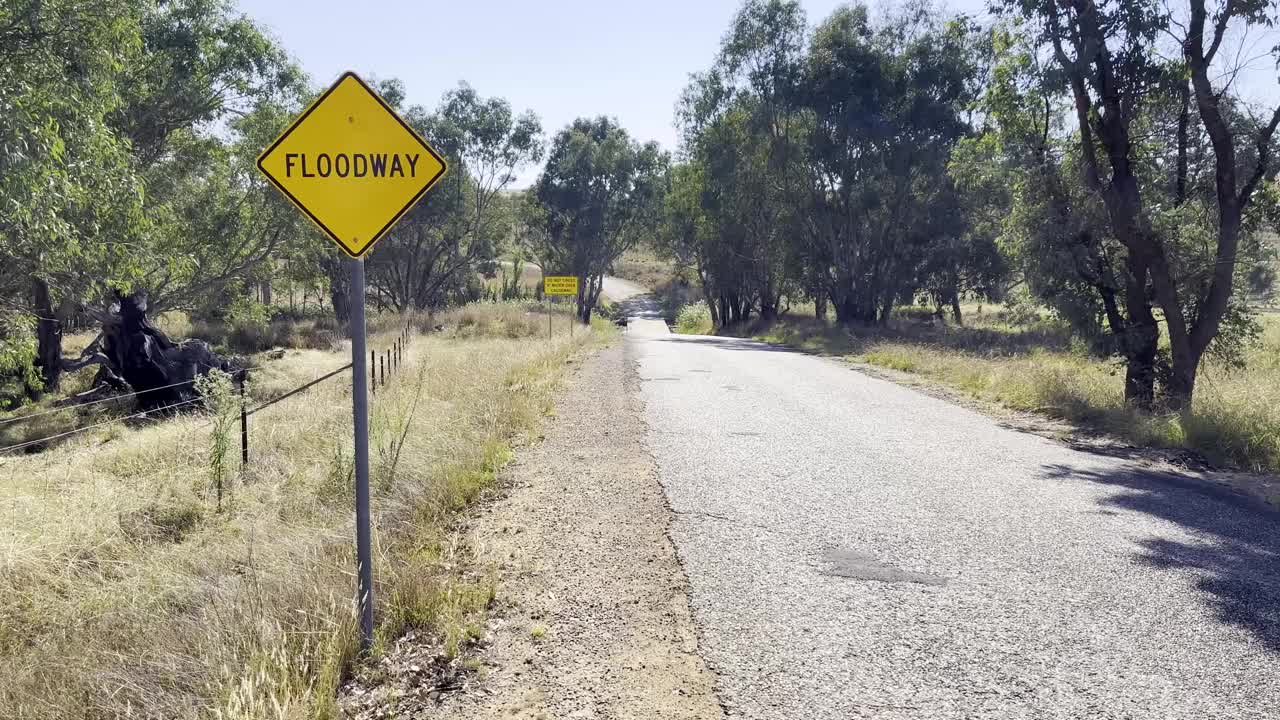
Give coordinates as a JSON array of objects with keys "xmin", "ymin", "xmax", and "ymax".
[
  {"xmin": 543, "ymin": 276, "xmax": 579, "ymax": 296},
  {"xmin": 257, "ymin": 71, "xmax": 448, "ymax": 258}
]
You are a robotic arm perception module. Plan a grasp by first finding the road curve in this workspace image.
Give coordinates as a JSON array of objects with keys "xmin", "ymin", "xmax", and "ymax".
[
  {"xmin": 628, "ymin": 330, "xmax": 1280, "ymax": 719},
  {"xmin": 601, "ymin": 275, "xmax": 651, "ymax": 302}
]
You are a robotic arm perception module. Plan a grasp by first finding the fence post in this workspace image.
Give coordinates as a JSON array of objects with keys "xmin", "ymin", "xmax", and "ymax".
[
  {"xmin": 380, "ymin": 353, "xmax": 385, "ymax": 387},
  {"xmin": 371, "ymin": 349, "xmax": 377, "ymax": 395},
  {"xmin": 239, "ymin": 379, "xmax": 248, "ymax": 469}
]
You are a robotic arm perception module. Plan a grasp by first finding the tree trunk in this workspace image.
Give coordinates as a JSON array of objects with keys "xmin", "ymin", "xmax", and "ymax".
[
  {"xmin": 700, "ymin": 275, "xmax": 721, "ymax": 329},
  {"xmin": 577, "ymin": 274, "xmax": 602, "ymax": 323},
  {"xmin": 1122, "ymin": 334, "xmax": 1158, "ymax": 410},
  {"xmin": 950, "ymin": 293, "xmax": 963, "ymax": 326},
  {"xmin": 1175, "ymin": 80, "xmax": 1190, "ymax": 203},
  {"xmin": 814, "ymin": 294, "xmax": 827, "ymax": 320},
  {"xmin": 32, "ymin": 278, "xmax": 63, "ymax": 396},
  {"xmin": 330, "ymin": 268, "xmax": 352, "ymax": 329},
  {"xmin": 833, "ymin": 286, "xmax": 876, "ymax": 325},
  {"xmin": 759, "ymin": 296, "xmax": 779, "ymax": 323},
  {"xmin": 1120, "ymin": 254, "xmax": 1158, "ymax": 409},
  {"xmin": 260, "ymin": 280, "xmax": 272, "ymax": 307}
]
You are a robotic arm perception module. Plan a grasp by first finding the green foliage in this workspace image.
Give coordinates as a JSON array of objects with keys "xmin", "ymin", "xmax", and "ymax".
[
  {"xmin": 1, "ymin": 0, "xmax": 148, "ymax": 346},
  {"xmin": 0, "ymin": 312, "xmax": 40, "ymax": 406},
  {"xmin": 526, "ymin": 116, "xmax": 668, "ymax": 320},
  {"xmin": 675, "ymin": 302, "xmax": 714, "ymax": 335},
  {"xmin": 668, "ymin": 1, "xmax": 999, "ymax": 328},
  {"xmin": 366, "ymin": 84, "xmax": 544, "ymax": 313},
  {"xmin": 226, "ymin": 297, "xmax": 270, "ymax": 329},
  {"xmin": 0, "ymin": 0, "xmax": 308, "ymax": 394}
]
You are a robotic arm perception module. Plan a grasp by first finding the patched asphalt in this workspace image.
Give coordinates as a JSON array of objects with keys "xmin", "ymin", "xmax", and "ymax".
[{"xmin": 628, "ymin": 329, "xmax": 1280, "ymax": 719}]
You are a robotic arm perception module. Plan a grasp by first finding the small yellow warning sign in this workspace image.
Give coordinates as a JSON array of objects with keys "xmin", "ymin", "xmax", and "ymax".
[
  {"xmin": 257, "ymin": 72, "xmax": 448, "ymax": 258},
  {"xmin": 544, "ymin": 276, "xmax": 579, "ymax": 296}
]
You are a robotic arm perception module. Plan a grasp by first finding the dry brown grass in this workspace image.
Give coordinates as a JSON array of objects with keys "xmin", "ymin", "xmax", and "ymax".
[
  {"xmin": 611, "ymin": 247, "xmax": 676, "ymax": 292},
  {"xmin": 482, "ymin": 260, "xmax": 543, "ymax": 293},
  {"xmin": 0, "ymin": 303, "xmax": 611, "ymax": 719}
]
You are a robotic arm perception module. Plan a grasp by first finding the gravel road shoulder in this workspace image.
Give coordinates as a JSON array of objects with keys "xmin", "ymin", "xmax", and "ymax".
[{"xmin": 416, "ymin": 343, "xmax": 722, "ymax": 719}]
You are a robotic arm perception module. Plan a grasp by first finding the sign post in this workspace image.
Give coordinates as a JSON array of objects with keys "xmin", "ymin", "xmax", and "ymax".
[
  {"xmin": 348, "ymin": 257, "xmax": 373, "ymax": 643},
  {"xmin": 544, "ymin": 276, "xmax": 579, "ymax": 340},
  {"xmin": 257, "ymin": 71, "xmax": 448, "ymax": 650}
]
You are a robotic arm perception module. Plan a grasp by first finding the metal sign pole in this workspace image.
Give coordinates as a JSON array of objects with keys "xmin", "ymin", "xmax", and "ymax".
[
  {"xmin": 348, "ymin": 257, "xmax": 374, "ymax": 649},
  {"xmin": 548, "ymin": 293, "xmax": 552, "ymax": 340}
]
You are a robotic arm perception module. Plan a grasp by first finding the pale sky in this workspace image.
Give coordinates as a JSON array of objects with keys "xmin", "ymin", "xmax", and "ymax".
[
  {"xmin": 238, "ymin": 0, "xmax": 987, "ymax": 185},
  {"xmin": 238, "ymin": 1, "xmax": 1277, "ymax": 187}
]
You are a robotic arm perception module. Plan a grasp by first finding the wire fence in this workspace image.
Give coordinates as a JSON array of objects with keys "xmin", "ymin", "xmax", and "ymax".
[
  {"xmin": 0, "ymin": 377, "xmax": 201, "ymax": 428},
  {"xmin": 0, "ymin": 324, "xmax": 415, "ymax": 464}
]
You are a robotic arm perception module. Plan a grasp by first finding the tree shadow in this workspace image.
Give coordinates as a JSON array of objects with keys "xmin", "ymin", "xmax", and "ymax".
[
  {"xmin": 650, "ymin": 335, "xmax": 799, "ymax": 353},
  {"xmin": 1040, "ymin": 462, "xmax": 1280, "ymax": 651},
  {"xmin": 729, "ymin": 314, "xmax": 1075, "ymax": 359},
  {"xmin": 614, "ymin": 294, "xmax": 665, "ymax": 321}
]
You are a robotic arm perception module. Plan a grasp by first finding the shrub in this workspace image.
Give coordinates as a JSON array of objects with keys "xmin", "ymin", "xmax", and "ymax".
[
  {"xmin": 193, "ymin": 368, "xmax": 238, "ymax": 510},
  {"xmin": 675, "ymin": 302, "xmax": 713, "ymax": 334}
]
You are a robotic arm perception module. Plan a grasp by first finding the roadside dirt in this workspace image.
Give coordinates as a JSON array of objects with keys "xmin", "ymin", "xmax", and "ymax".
[{"xmin": 343, "ymin": 343, "xmax": 724, "ymax": 719}]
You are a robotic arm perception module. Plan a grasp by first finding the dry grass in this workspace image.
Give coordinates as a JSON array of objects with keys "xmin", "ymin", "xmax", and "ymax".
[
  {"xmin": 439, "ymin": 300, "xmax": 581, "ymax": 340},
  {"xmin": 611, "ymin": 247, "xmax": 675, "ymax": 292},
  {"xmin": 745, "ymin": 307, "xmax": 1280, "ymax": 473},
  {"xmin": 482, "ymin": 261, "xmax": 543, "ymax": 294},
  {"xmin": 0, "ymin": 302, "xmax": 611, "ymax": 719}
]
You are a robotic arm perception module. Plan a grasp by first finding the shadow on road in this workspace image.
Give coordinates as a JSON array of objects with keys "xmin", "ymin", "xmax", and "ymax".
[
  {"xmin": 1041, "ymin": 462, "xmax": 1280, "ymax": 652},
  {"xmin": 614, "ymin": 294, "xmax": 665, "ymax": 322},
  {"xmin": 649, "ymin": 335, "xmax": 799, "ymax": 353}
]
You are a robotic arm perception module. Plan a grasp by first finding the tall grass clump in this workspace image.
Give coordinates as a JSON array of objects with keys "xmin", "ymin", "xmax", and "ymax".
[{"xmin": 194, "ymin": 368, "xmax": 239, "ymax": 510}]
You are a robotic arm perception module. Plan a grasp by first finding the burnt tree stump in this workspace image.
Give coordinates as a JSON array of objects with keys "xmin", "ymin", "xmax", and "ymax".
[{"xmin": 76, "ymin": 291, "xmax": 243, "ymax": 410}]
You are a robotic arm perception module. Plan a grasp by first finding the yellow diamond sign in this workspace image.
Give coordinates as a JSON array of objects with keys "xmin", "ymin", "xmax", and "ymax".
[{"xmin": 257, "ymin": 71, "xmax": 448, "ymax": 258}]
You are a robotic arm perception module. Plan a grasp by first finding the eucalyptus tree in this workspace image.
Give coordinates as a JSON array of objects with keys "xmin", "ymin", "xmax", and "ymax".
[
  {"xmin": 951, "ymin": 25, "xmax": 1135, "ymax": 354},
  {"xmin": 138, "ymin": 91, "xmax": 312, "ymax": 321},
  {"xmin": 793, "ymin": 4, "xmax": 981, "ymax": 325},
  {"xmin": 528, "ymin": 116, "xmax": 667, "ymax": 321},
  {"xmin": 671, "ymin": 1, "xmax": 989, "ymax": 328},
  {"xmin": 0, "ymin": 0, "xmax": 146, "ymax": 396},
  {"xmin": 365, "ymin": 82, "xmax": 544, "ymax": 313},
  {"xmin": 993, "ymin": 0, "xmax": 1280, "ymax": 408},
  {"xmin": 1, "ymin": 0, "xmax": 300, "ymax": 395},
  {"xmin": 676, "ymin": 0, "xmax": 807, "ymax": 326}
]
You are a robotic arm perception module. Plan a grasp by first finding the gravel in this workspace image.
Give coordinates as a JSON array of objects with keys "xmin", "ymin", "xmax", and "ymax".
[
  {"xmin": 428, "ymin": 342, "xmax": 724, "ymax": 720},
  {"xmin": 631, "ymin": 329, "xmax": 1280, "ymax": 719}
]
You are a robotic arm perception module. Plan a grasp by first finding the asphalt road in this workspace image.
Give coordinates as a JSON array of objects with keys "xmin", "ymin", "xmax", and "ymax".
[{"xmin": 619, "ymin": 299, "xmax": 1280, "ymax": 718}]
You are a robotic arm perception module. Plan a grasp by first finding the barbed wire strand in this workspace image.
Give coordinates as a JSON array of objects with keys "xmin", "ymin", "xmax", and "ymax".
[
  {"xmin": 0, "ymin": 377, "xmax": 200, "ymax": 428},
  {"xmin": 0, "ymin": 397, "xmax": 205, "ymax": 457}
]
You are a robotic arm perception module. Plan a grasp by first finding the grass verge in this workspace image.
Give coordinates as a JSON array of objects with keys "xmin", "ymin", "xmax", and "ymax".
[
  {"xmin": 0, "ymin": 301, "xmax": 612, "ymax": 719},
  {"xmin": 736, "ymin": 307, "xmax": 1280, "ymax": 474}
]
